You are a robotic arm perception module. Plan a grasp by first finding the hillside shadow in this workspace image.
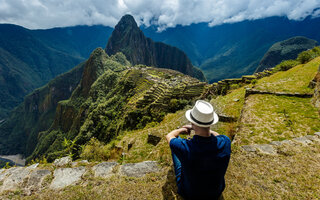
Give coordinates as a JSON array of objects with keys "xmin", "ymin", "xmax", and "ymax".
[{"xmin": 161, "ymin": 167, "xmax": 183, "ymax": 200}]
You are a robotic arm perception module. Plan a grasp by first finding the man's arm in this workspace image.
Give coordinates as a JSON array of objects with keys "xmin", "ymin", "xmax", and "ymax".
[{"xmin": 165, "ymin": 125, "xmax": 192, "ymax": 143}]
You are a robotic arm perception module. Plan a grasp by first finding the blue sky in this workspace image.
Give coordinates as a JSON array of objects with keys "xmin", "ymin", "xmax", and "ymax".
[{"xmin": 0, "ymin": 0, "xmax": 320, "ymax": 30}]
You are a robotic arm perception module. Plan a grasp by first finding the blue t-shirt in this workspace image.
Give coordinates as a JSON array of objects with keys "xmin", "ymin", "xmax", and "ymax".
[{"xmin": 170, "ymin": 134, "xmax": 231, "ymax": 200}]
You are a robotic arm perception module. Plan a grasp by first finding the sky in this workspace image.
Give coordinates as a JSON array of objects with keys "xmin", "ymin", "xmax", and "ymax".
[{"xmin": 0, "ymin": 0, "xmax": 320, "ymax": 30}]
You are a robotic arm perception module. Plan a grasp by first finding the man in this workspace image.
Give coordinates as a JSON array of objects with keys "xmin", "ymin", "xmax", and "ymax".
[{"xmin": 166, "ymin": 100, "xmax": 231, "ymax": 200}]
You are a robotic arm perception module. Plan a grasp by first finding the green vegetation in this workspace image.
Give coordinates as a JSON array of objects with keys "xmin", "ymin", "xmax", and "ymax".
[
  {"xmin": 0, "ymin": 62, "xmax": 85, "ymax": 156},
  {"xmin": 256, "ymin": 36, "xmax": 318, "ymax": 73},
  {"xmin": 272, "ymin": 59, "xmax": 300, "ymax": 72},
  {"xmin": 238, "ymin": 94, "xmax": 320, "ymax": 144},
  {"xmin": 1, "ymin": 44, "xmax": 320, "ymax": 199},
  {"xmin": 297, "ymin": 46, "xmax": 320, "ymax": 64},
  {"xmin": 26, "ymin": 48, "xmax": 205, "ymax": 163},
  {"xmin": 210, "ymin": 87, "xmax": 246, "ymax": 118},
  {"xmin": 255, "ymin": 56, "xmax": 320, "ymax": 93}
]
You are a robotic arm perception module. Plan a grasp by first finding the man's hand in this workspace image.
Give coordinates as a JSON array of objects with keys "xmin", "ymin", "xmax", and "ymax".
[
  {"xmin": 182, "ymin": 124, "xmax": 193, "ymax": 135},
  {"xmin": 165, "ymin": 124, "xmax": 193, "ymax": 143}
]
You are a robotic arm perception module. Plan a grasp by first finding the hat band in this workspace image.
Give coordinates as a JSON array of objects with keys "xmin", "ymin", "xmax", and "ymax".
[{"xmin": 190, "ymin": 113, "xmax": 214, "ymax": 126}]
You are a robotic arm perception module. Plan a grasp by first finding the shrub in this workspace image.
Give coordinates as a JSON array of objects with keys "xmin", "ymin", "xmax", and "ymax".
[
  {"xmin": 297, "ymin": 46, "xmax": 320, "ymax": 64},
  {"xmin": 80, "ymin": 137, "xmax": 110, "ymax": 161},
  {"xmin": 251, "ymin": 79, "xmax": 257, "ymax": 85},
  {"xmin": 274, "ymin": 60, "xmax": 300, "ymax": 71},
  {"xmin": 297, "ymin": 51, "xmax": 313, "ymax": 64}
]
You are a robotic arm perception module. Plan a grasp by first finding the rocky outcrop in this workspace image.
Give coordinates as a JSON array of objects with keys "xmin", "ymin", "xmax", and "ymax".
[
  {"xmin": 53, "ymin": 156, "xmax": 72, "ymax": 167},
  {"xmin": 92, "ymin": 162, "xmax": 118, "ymax": 178},
  {"xmin": 106, "ymin": 15, "xmax": 206, "ymax": 82},
  {"xmin": 255, "ymin": 36, "xmax": 318, "ymax": 72},
  {"xmin": 50, "ymin": 167, "xmax": 86, "ymax": 189},
  {"xmin": 0, "ymin": 159, "xmax": 161, "ymax": 196},
  {"xmin": 119, "ymin": 161, "xmax": 160, "ymax": 177},
  {"xmin": 241, "ymin": 132, "xmax": 320, "ymax": 155}
]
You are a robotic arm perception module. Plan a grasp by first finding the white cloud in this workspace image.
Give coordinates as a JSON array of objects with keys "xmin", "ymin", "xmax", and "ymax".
[{"xmin": 0, "ymin": 0, "xmax": 319, "ymax": 29}]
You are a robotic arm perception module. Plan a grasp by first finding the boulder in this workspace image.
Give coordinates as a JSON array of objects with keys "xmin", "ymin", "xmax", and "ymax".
[
  {"xmin": 241, "ymin": 145, "xmax": 256, "ymax": 152},
  {"xmin": 92, "ymin": 162, "xmax": 118, "ymax": 178},
  {"xmin": 293, "ymin": 136, "xmax": 313, "ymax": 145},
  {"xmin": 270, "ymin": 139, "xmax": 293, "ymax": 146},
  {"xmin": 270, "ymin": 141, "xmax": 282, "ymax": 146},
  {"xmin": 25, "ymin": 169, "xmax": 51, "ymax": 194},
  {"xmin": 305, "ymin": 135, "xmax": 320, "ymax": 142},
  {"xmin": 315, "ymin": 132, "xmax": 320, "ymax": 137},
  {"xmin": 53, "ymin": 156, "xmax": 72, "ymax": 167},
  {"xmin": 255, "ymin": 144, "xmax": 277, "ymax": 155},
  {"xmin": 50, "ymin": 167, "xmax": 86, "ymax": 189},
  {"xmin": 0, "ymin": 167, "xmax": 31, "ymax": 192},
  {"xmin": 120, "ymin": 161, "xmax": 160, "ymax": 177}
]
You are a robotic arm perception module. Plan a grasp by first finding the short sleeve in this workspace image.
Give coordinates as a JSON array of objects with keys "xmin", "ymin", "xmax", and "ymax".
[
  {"xmin": 216, "ymin": 135, "xmax": 231, "ymax": 157},
  {"xmin": 170, "ymin": 137, "xmax": 188, "ymax": 158}
]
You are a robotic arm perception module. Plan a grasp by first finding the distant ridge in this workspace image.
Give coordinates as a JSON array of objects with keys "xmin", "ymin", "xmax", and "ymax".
[
  {"xmin": 255, "ymin": 36, "xmax": 318, "ymax": 72},
  {"xmin": 106, "ymin": 15, "xmax": 206, "ymax": 82}
]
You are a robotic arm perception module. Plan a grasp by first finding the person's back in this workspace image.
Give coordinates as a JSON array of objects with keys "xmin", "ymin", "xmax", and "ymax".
[{"xmin": 166, "ymin": 100, "xmax": 231, "ymax": 200}]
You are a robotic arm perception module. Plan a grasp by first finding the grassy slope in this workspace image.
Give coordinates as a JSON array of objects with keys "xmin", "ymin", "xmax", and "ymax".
[
  {"xmin": 2, "ymin": 57, "xmax": 320, "ymax": 199},
  {"xmin": 254, "ymin": 57, "xmax": 320, "ymax": 93}
]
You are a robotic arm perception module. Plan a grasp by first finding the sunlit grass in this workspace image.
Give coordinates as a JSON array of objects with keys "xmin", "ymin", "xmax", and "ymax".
[
  {"xmin": 210, "ymin": 87, "xmax": 246, "ymax": 118},
  {"xmin": 238, "ymin": 94, "xmax": 320, "ymax": 145},
  {"xmin": 254, "ymin": 56, "xmax": 320, "ymax": 93}
]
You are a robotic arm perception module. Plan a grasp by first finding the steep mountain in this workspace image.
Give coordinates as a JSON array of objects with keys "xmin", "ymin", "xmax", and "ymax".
[
  {"xmin": 106, "ymin": 15, "xmax": 206, "ymax": 82},
  {"xmin": 255, "ymin": 36, "xmax": 318, "ymax": 72},
  {"xmin": 142, "ymin": 16, "xmax": 320, "ymax": 82},
  {"xmin": 1, "ymin": 54, "xmax": 319, "ymax": 199},
  {"xmin": 0, "ymin": 62, "xmax": 85, "ymax": 156},
  {"xmin": 26, "ymin": 48, "xmax": 206, "ymax": 162},
  {"xmin": 0, "ymin": 24, "xmax": 83, "ymax": 119},
  {"xmin": 0, "ymin": 24, "xmax": 112, "ymax": 119}
]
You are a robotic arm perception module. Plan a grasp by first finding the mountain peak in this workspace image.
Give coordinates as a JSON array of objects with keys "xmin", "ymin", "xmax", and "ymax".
[
  {"xmin": 105, "ymin": 15, "xmax": 206, "ymax": 81},
  {"xmin": 116, "ymin": 14, "xmax": 138, "ymax": 30}
]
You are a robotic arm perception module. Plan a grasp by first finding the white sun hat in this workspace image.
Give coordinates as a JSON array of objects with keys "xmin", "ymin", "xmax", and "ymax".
[{"xmin": 185, "ymin": 100, "xmax": 219, "ymax": 127}]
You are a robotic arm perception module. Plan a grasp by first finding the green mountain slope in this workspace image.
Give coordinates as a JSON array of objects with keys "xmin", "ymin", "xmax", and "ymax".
[
  {"xmin": 0, "ymin": 24, "xmax": 83, "ymax": 119},
  {"xmin": 0, "ymin": 62, "xmax": 85, "ymax": 156},
  {"xmin": 0, "ymin": 47, "xmax": 319, "ymax": 200},
  {"xmin": 28, "ymin": 48, "xmax": 206, "ymax": 162},
  {"xmin": 255, "ymin": 36, "xmax": 318, "ymax": 72}
]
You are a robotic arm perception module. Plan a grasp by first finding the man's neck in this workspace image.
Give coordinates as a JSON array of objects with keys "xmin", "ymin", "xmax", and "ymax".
[{"xmin": 195, "ymin": 131, "xmax": 211, "ymax": 137}]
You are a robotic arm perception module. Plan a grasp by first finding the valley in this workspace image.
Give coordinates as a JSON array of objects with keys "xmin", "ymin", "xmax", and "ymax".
[{"xmin": 0, "ymin": 14, "xmax": 319, "ymax": 199}]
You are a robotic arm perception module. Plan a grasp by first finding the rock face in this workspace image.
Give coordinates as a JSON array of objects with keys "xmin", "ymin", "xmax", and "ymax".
[
  {"xmin": 119, "ymin": 161, "xmax": 160, "ymax": 177},
  {"xmin": 0, "ymin": 160, "xmax": 161, "ymax": 195},
  {"xmin": 241, "ymin": 133, "xmax": 320, "ymax": 155},
  {"xmin": 92, "ymin": 162, "xmax": 118, "ymax": 178},
  {"xmin": 106, "ymin": 15, "xmax": 206, "ymax": 82},
  {"xmin": 255, "ymin": 36, "xmax": 318, "ymax": 72},
  {"xmin": 53, "ymin": 156, "xmax": 72, "ymax": 167},
  {"xmin": 50, "ymin": 167, "xmax": 86, "ymax": 189}
]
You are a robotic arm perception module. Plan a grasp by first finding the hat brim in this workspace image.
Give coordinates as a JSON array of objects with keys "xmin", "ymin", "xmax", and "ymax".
[{"xmin": 185, "ymin": 109, "xmax": 219, "ymax": 127}]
